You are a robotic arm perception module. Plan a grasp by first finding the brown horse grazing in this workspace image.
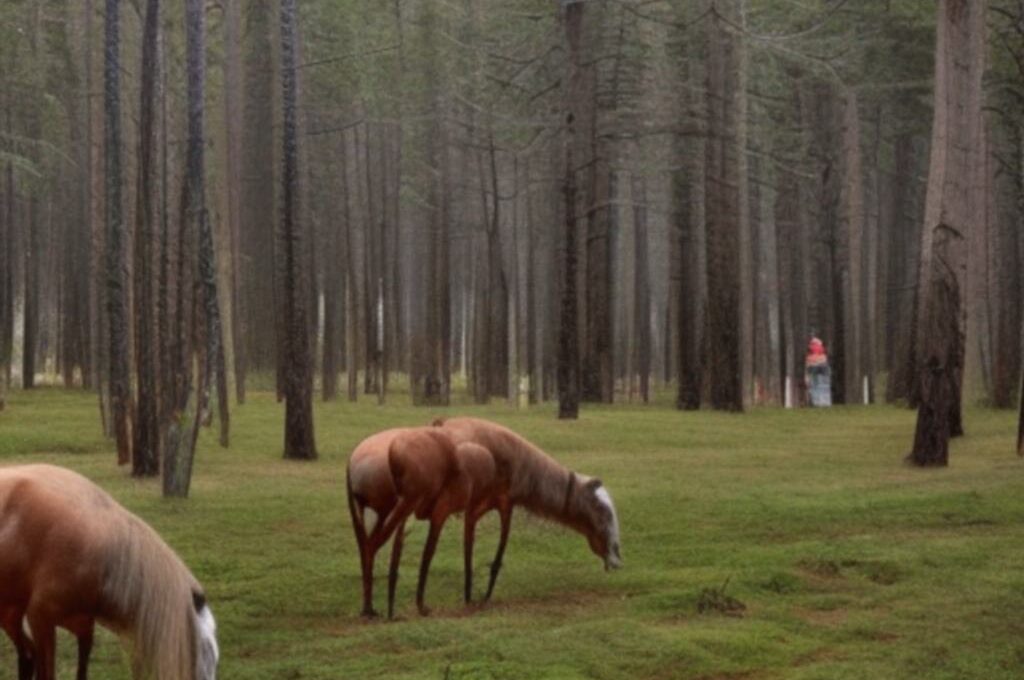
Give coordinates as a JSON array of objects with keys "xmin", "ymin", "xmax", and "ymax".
[
  {"xmin": 432, "ymin": 416, "xmax": 622, "ymax": 597},
  {"xmin": 0, "ymin": 464, "xmax": 220, "ymax": 680},
  {"xmin": 347, "ymin": 428, "xmax": 505, "ymax": 617}
]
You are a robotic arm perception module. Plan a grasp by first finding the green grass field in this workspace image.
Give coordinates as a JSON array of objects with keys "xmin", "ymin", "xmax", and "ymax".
[{"xmin": 1, "ymin": 387, "xmax": 1023, "ymax": 679}]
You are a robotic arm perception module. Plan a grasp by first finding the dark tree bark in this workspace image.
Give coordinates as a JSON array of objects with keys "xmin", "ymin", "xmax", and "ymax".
[
  {"xmin": 704, "ymin": 5, "xmax": 744, "ymax": 412},
  {"xmin": 84, "ymin": 0, "xmax": 111, "ymax": 433},
  {"xmin": 322, "ymin": 143, "xmax": 347, "ymax": 402},
  {"xmin": 486, "ymin": 127, "xmax": 509, "ymax": 400},
  {"xmin": 225, "ymin": 0, "xmax": 247, "ymax": 405},
  {"xmin": 360, "ymin": 121, "xmax": 379, "ymax": 399},
  {"xmin": 909, "ymin": 0, "xmax": 986, "ymax": 467},
  {"xmin": 132, "ymin": 0, "xmax": 162, "ymax": 477},
  {"xmin": 558, "ymin": 0, "xmax": 583, "ymax": 420},
  {"xmin": 166, "ymin": 0, "xmax": 230, "ymax": 496},
  {"xmin": 104, "ymin": 0, "xmax": 132, "ymax": 465},
  {"xmin": 279, "ymin": 0, "xmax": 317, "ymax": 460},
  {"xmin": 0, "ymin": 158, "xmax": 12, "ymax": 409},
  {"xmin": 675, "ymin": 57, "xmax": 705, "ymax": 410},
  {"xmin": 839, "ymin": 89, "xmax": 864, "ymax": 404},
  {"xmin": 1018, "ymin": 371, "xmax": 1024, "ymax": 456},
  {"xmin": 242, "ymin": 0, "xmax": 278, "ymax": 381},
  {"xmin": 633, "ymin": 174, "xmax": 651, "ymax": 403},
  {"xmin": 343, "ymin": 128, "xmax": 360, "ymax": 404},
  {"xmin": 885, "ymin": 134, "xmax": 920, "ymax": 403},
  {"xmin": 158, "ymin": 28, "xmax": 175, "ymax": 427},
  {"xmin": 991, "ymin": 122, "xmax": 1021, "ymax": 409}
]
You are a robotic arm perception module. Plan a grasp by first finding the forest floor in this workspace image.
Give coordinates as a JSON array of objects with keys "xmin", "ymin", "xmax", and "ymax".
[{"xmin": 1, "ymin": 387, "xmax": 1023, "ymax": 679}]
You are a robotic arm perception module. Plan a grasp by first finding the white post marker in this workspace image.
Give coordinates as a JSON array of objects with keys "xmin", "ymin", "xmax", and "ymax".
[
  {"xmin": 863, "ymin": 375, "xmax": 869, "ymax": 405},
  {"xmin": 784, "ymin": 376, "xmax": 793, "ymax": 409}
]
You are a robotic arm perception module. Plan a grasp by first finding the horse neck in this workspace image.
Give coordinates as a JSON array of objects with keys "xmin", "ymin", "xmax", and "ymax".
[{"xmin": 511, "ymin": 443, "xmax": 584, "ymax": 532}]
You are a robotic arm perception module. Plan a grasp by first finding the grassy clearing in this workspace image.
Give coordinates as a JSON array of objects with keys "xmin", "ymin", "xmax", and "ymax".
[{"xmin": 1, "ymin": 387, "xmax": 1023, "ymax": 679}]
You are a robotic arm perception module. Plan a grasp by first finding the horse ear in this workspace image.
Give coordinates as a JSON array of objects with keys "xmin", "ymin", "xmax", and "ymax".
[
  {"xmin": 586, "ymin": 478, "xmax": 603, "ymax": 491},
  {"xmin": 192, "ymin": 590, "xmax": 207, "ymax": 612}
]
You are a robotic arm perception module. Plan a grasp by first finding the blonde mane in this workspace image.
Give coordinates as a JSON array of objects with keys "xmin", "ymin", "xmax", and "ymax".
[{"xmin": 103, "ymin": 513, "xmax": 200, "ymax": 680}]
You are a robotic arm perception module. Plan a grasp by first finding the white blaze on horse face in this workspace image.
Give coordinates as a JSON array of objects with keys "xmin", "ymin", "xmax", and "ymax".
[
  {"xmin": 195, "ymin": 604, "xmax": 219, "ymax": 680},
  {"xmin": 594, "ymin": 486, "xmax": 621, "ymax": 570}
]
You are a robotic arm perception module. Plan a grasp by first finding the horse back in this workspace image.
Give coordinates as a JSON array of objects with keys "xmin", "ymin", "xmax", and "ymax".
[{"xmin": 0, "ymin": 467, "xmax": 108, "ymax": 614}]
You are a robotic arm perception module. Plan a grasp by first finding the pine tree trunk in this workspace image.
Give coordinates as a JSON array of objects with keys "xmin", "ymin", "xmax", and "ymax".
[
  {"xmin": 279, "ymin": 0, "xmax": 317, "ymax": 460},
  {"xmin": 242, "ymin": 0, "xmax": 277, "ymax": 382},
  {"xmin": 104, "ymin": 0, "xmax": 132, "ymax": 465},
  {"xmin": 343, "ymin": 129, "xmax": 360, "ymax": 403},
  {"xmin": 132, "ymin": 0, "xmax": 162, "ymax": 477},
  {"xmin": 885, "ymin": 133, "xmax": 918, "ymax": 402},
  {"xmin": 633, "ymin": 175, "xmax": 651, "ymax": 403},
  {"xmin": 909, "ymin": 0, "xmax": 986, "ymax": 467},
  {"xmin": 704, "ymin": 5, "xmax": 744, "ymax": 412},
  {"xmin": 23, "ymin": 182, "xmax": 39, "ymax": 389},
  {"xmin": 675, "ymin": 57, "xmax": 705, "ymax": 410},
  {"xmin": 0, "ymin": 158, "xmax": 11, "ymax": 409},
  {"xmin": 224, "ymin": 0, "xmax": 246, "ymax": 405},
  {"xmin": 840, "ymin": 88, "xmax": 864, "ymax": 404},
  {"xmin": 558, "ymin": 1, "xmax": 584, "ymax": 420},
  {"xmin": 1018, "ymin": 370, "xmax": 1024, "ymax": 456},
  {"xmin": 486, "ymin": 127, "xmax": 509, "ymax": 400}
]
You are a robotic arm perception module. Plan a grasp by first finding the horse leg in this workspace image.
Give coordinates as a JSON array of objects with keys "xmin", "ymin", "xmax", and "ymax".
[
  {"xmin": 485, "ymin": 500, "xmax": 513, "ymax": 601},
  {"xmin": 348, "ymin": 479, "xmax": 380, "ymax": 619},
  {"xmin": 463, "ymin": 513, "xmax": 478, "ymax": 604},
  {"xmin": 18, "ymin": 646, "xmax": 34, "ymax": 680},
  {"xmin": 352, "ymin": 506, "xmax": 377, "ymax": 619},
  {"xmin": 386, "ymin": 519, "xmax": 406, "ymax": 620},
  {"xmin": 361, "ymin": 498, "xmax": 414, "ymax": 618},
  {"xmin": 416, "ymin": 512, "xmax": 449, "ymax": 616},
  {"xmin": 1, "ymin": 615, "xmax": 34, "ymax": 680},
  {"xmin": 75, "ymin": 625, "xmax": 94, "ymax": 680},
  {"xmin": 25, "ymin": 616, "xmax": 55, "ymax": 680}
]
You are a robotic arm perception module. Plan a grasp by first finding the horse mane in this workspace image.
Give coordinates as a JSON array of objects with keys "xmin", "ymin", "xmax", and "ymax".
[{"xmin": 102, "ymin": 505, "xmax": 199, "ymax": 680}]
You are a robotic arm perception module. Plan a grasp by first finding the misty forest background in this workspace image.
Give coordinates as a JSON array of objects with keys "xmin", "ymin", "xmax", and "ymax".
[{"xmin": 0, "ymin": 0, "xmax": 1022, "ymax": 492}]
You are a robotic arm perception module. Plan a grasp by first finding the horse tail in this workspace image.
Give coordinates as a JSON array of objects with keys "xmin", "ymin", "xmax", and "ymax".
[
  {"xmin": 103, "ymin": 515, "xmax": 199, "ymax": 680},
  {"xmin": 346, "ymin": 465, "xmax": 367, "ymax": 544}
]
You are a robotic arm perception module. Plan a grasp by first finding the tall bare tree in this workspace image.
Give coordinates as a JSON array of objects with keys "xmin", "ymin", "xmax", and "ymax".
[
  {"xmin": 225, "ymin": 0, "xmax": 246, "ymax": 405},
  {"xmin": 132, "ymin": 0, "xmax": 162, "ymax": 477},
  {"xmin": 280, "ymin": 0, "xmax": 317, "ymax": 460},
  {"xmin": 165, "ymin": 0, "xmax": 230, "ymax": 495},
  {"xmin": 909, "ymin": 0, "xmax": 987, "ymax": 466},
  {"xmin": 558, "ymin": 0, "xmax": 584, "ymax": 420},
  {"xmin": 104, "ymin": 0, "xmax": 132, "ymax": 464},
  {"xmin": 0, "ymin": 157, "xmax": 11, "ymax": 410},
  {"xmin": 704, "ymin": 3, "xmax": 746, "ymax": 412}
]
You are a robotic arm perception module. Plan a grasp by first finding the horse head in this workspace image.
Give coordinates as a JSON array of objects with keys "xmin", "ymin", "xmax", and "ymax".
[
  {"xmin": 575, "ymin": 476, "xmax": 622, "ymax": 571},
  {"xmin": 192, "ymin": 590, "xmax": 219, "ymax": 680}
]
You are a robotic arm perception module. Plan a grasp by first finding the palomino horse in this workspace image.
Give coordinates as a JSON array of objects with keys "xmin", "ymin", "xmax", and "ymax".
[
  {"xmin": 0, "ymin": 464, "xmax": 220, "ymax": 680},
  {"xmin": 347, "ymin": 428, "xmax": 505, "ymax": 617},
  {"xmin": 432, "ymin": 416, "xmax": 622, "ymax": 588},
  {"xmin": 346, "ymin": 420, "xmax": 622, "ymax": 617}
]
